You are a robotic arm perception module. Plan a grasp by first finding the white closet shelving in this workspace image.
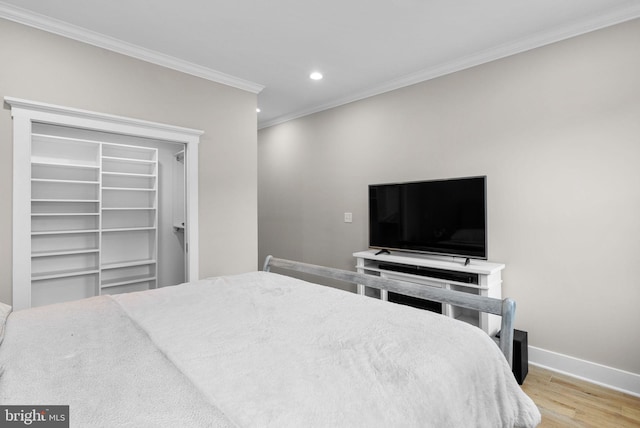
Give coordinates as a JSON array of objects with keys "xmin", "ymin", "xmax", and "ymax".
[
  {"xmin": 31, "ymin": 134, "xmax": 101, "ymax": 306},
  {"xmin": 29, "ymin": 133, "xmax": 158, "ymax": 305},
  {"xmin": 100, "ymin": 143, "xmax": 158, "ymax": 295},
  {"xmin": 9, "ymin": 97, "xmax": 203, "ymax": 311}
]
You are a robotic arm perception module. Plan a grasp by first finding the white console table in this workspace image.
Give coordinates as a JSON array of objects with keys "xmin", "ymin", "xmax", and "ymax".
[{"xmin": 354, "ymin": 250, "xmax": 505, "ymax": 336}]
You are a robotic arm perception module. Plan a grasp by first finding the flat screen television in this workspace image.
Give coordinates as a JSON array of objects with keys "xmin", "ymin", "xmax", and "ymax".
[{"xmin": 369, "ymin": 176, "xmax": 487, "ymax": 259}]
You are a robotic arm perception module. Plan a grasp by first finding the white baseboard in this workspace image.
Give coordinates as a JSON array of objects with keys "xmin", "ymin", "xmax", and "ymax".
[{"xmin": 528, "ymin": 346, "xmax": 640, "ymax": 398}]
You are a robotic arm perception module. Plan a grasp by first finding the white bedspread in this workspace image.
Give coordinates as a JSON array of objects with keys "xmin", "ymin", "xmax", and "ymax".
[{"xmin": 0, "ymin": 271, "xmax": 540, "ymax": 427}]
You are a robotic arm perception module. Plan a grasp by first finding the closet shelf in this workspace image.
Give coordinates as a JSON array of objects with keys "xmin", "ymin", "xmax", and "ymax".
[
  {"xmin": 102, "ymin": 187, "xmax": 155, "ymax": 192},
  {"xmin": 32, "ymin": 248, "xmax": 100, "ymax": 258},
  {"xmin": 32, "ymin": 132, "xmax": 103, "ymax": 146},
  {"xmin": 102, "ymin": 207, "xmax": 156, "ymax": 211},
  {"xmin": 32, "ymin": 229, "xmax": 99, "ymax": 236},
  {"xmin": 31, "ymin": 199, "xmax": 100, "ymax": 203},
  {"xmin": 31, "ymin": 160, "xmax": 99, "ymax": 169},
  {"xmin": 102, "ymin": 227, "xmax": 156, "ymax": 233},
  {"xmin": 101, "ymin": 259, "xmax": 157, "ymax": 270},
  {"xmin": 31, "ymin": 213, "xmax": 99, "ymax": 217},
  {"xmin": 32, "ymin": 267, "xmax": 99, "ymax": 281},
  {"xmin": 102, "ymin": 171, "xmax": 155, "ymax": 178},
  {"xmin": 102, "ymin": 156, "xmax": 155, "ymax": 164},
  {"xmin": 101, "ymin": 275, "xmax": 157, "ymax": 289},
  {"xmin": 102, "ymin": 207, "xmax": 155, "ymax": 211},
  {"xmin": 31, "ymin": 178, "xmax": 99, "ymax": 185}
]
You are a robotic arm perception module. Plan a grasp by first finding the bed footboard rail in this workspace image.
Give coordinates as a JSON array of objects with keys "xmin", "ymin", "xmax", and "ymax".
[{"xmin": 263, "ymin": 255, "xmax": 516, "ymax": 367}]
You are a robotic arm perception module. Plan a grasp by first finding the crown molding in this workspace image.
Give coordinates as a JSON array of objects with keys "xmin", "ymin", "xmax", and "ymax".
[
  {"xmin": 0, "ymin": 2, "xmax": 264, "ymax": 94},
  {"xmin": 1, "ymin": 1, "xmax": 637, "ymax": 128},
  {"xmin": 259, "ymin": 3, "xmax": 640, "ymax": 129}
]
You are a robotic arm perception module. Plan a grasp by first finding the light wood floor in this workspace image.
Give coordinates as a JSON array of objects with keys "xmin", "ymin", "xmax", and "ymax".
[{"xmin": 521, "ymin": 365, "xmax": 640, "ymax": 427}]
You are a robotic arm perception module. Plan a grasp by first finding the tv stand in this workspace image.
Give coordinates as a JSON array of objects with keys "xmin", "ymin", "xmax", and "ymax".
[{"xmin": 353, "ymin": 250, "xmax": 505, "ymax": 336}]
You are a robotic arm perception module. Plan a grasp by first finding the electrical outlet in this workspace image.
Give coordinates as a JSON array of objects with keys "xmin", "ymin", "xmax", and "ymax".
[{"xmin": 344, "ymin": 212, "xmax": 353, "ymax": 223}]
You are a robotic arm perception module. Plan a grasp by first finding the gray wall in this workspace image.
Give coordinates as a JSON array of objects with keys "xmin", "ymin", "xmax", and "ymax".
[
  {"xmin": 0, "ymin": 18, "xmax": 258, "ymax": 304},
  {"xmin": 259, "ymin": 19, "xmax": 640, "ymax": 374}
]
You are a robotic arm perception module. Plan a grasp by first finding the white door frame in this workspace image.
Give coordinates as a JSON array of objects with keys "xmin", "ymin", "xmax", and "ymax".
[{"xmin": 6, "ymin": 96, "xmax": 202, "ymax": 310}]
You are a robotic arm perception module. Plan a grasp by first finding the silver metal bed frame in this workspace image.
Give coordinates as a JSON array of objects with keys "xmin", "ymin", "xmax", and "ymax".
[{"xmin": 263, "ymin": 255, "xmax": 516, "ymax": 367}]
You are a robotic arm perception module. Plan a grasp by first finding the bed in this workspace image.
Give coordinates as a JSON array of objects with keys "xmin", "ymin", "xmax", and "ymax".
[{"xmin": 0, "ymin": 256, "xmax": 541, "ymax": 427}]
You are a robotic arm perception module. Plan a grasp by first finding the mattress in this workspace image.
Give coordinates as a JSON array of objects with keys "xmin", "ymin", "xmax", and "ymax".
[{"xmin": 0, "ymin": 271, "xmax": 541, "ymax": 427}]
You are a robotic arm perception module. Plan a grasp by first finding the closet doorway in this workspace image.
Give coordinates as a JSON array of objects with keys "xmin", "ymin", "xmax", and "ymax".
[{"xmin": 8, "ymin": 97, "xmax": 202, "ymax": 310}]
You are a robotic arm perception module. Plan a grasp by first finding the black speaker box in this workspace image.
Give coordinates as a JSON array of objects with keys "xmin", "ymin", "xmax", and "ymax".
[{"xmin": 512, "ymin": 329, "xmax": 528, "ymax": 385}]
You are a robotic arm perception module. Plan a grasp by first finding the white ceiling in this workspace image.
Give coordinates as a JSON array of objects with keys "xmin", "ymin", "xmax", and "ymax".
[{"xmin": 1, "ymin": 0, "xmax": 639, "ymax": 128}]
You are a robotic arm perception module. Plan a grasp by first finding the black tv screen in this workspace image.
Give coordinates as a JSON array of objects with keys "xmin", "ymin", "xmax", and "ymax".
[{"xmin": 369, "ymin": 176, "xmax": 487, "ymax": 259}]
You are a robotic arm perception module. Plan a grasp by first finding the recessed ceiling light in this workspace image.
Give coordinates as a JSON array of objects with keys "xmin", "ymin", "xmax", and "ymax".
[
  {"xmin": 309, "ymin": 72, "xmax": 323, "ymax": 81},
  {"xmin": 256, "ymin": 108, "xmax": 261, "ymax": 113}
]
